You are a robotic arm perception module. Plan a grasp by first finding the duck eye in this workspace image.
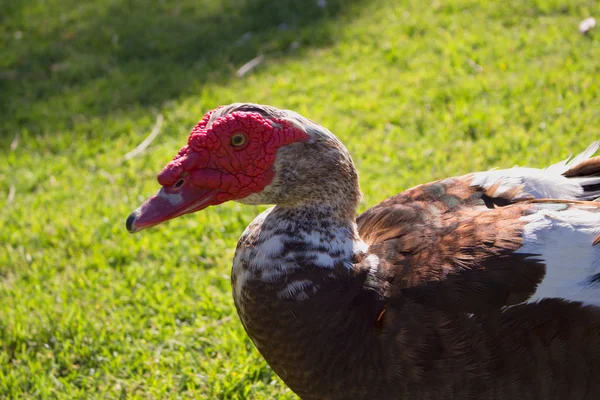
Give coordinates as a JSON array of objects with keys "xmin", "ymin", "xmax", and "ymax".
[
  {"xmin": 174, "ymin": 179, "xmax": 185, "ymax": 188},
  {"xmin": 230, "ymin": 132, "xmax": 247, "ymax": 147}
]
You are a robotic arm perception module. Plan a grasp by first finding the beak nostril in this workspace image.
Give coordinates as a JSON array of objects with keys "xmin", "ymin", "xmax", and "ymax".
[{"xmin": 174, "ymin": 179, "xmax": 185, "ymax": 188}]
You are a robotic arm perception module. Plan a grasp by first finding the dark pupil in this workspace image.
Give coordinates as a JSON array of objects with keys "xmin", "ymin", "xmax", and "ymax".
[
  {"xmin": 233, "ymin": 135, "xmax": 243, "ymax": 145},
  {"xmin": 174, "ymin": 179, "xmax": 184, "ymax": 188}
]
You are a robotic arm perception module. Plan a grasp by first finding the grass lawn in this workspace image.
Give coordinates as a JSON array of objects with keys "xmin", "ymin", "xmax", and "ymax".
[{"xmin": 1, "ymin": 0, "xmax": 599, "ymax": 398}]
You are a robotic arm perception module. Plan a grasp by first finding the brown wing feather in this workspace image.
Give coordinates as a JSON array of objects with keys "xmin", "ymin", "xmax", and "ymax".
[
  {"xmin": 357, "ymin": 176, "xmax": 549, "ymax": 313},
  {"xmin": 563, "ymin": 155, "xmax": 600, "ymax": 177},
  {"xmin": 358, "ymin": 174, "xmax": 527, "ymax": 244}
]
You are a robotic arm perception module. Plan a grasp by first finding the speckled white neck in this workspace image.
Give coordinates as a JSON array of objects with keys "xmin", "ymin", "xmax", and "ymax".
[{"xmin": 231, "ymin": 206, "xmax": 369, "ymax": 302}]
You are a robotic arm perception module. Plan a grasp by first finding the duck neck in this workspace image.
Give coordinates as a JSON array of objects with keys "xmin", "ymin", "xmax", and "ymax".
[
  {"xmin": 248, "ymin": 135, "xmax": 363, "ymax": 223},
  {"xmin": 232, "ymin": 204, "xmax": 367, "ymax": 295}
]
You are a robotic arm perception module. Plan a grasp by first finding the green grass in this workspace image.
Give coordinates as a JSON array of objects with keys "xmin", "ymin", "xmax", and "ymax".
[{"xmin": 1, "ymin": 0, "xmax": 599, "ymax": 398}]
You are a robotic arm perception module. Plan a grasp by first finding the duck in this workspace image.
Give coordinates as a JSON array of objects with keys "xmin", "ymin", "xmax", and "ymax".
[{"xmin": 127, "ymin": 103, "xmax": 600, "ymax": 400}]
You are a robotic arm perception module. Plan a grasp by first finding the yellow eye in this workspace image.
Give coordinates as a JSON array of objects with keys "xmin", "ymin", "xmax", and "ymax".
[{"xmin": 230, "ymin": 132, "xmax": 247, "ymax": 147}]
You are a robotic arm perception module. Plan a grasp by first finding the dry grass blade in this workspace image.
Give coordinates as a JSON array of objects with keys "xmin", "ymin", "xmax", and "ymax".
[
  {"xmin": 123, "ymin": 113, "xmax": 164, "ymax": 161},
  {"xmin": 7, "ymin": 184, "xmax": 15, "ymax": 204},
  {"xmin": 236, "ymin": 55, "xmax": 265, "ymax": 77},
  {"xmin": 10, "ymin": 135, "xmax": 19, "ymax": 151}
]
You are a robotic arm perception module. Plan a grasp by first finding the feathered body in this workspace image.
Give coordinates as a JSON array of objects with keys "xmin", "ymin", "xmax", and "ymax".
[{"xmin": 128, "ymin": 104, "xmax": 600, "ymax": 399}]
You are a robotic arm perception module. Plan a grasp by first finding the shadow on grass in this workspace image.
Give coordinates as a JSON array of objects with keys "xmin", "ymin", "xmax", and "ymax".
[{"xmin": 1, "ymin": 0, "xmax": 365, "ymax": 137}]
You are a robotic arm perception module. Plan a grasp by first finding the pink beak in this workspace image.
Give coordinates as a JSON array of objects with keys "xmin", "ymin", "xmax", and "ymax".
[{"xmin": 126, "ymin": 180, "xmax": 217, "ymax": 233}]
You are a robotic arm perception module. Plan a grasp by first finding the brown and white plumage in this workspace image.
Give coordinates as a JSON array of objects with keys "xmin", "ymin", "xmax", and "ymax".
[{"xmin": 128, "ymin": 104, "xmax": 600, "ymax": 399}]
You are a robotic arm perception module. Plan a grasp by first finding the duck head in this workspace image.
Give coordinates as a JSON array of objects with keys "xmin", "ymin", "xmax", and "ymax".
[{"xmin": 126, "ymin": 103, "xmax": 360, "ymax": 233}]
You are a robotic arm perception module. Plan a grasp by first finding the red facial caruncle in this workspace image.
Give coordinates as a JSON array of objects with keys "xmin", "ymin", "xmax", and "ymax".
[{"xmin": 126, "ymin": 108, "xmax": 308, "ymax": 233}]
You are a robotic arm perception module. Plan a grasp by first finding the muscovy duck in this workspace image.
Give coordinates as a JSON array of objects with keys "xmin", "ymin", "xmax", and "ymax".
[{"xmin": 127, "ymin": 103, "xmax": 600, "ymax": 400}]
